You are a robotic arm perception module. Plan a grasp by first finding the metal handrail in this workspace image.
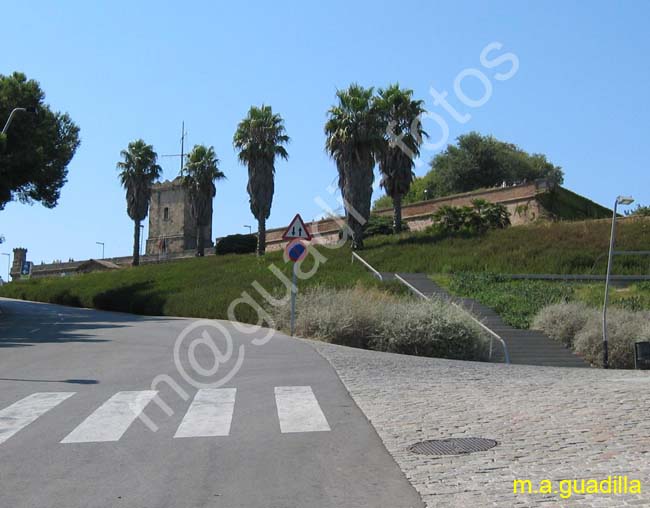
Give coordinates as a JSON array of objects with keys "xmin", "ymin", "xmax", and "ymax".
[
  {"xmin": 351, "ymin": 252, "xmax": 383, "ymax": 281},
  {"xmin": 393, "ymin": 274, "xmax": 510, "ymax": 365}
]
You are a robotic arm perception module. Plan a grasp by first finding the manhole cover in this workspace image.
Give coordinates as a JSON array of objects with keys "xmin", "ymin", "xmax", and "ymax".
[{"xmin": 409, "ymin": 438, "xmax": 497, "ymax": 456}]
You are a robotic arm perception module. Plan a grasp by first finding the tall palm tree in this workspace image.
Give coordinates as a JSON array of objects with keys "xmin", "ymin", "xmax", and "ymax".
[
  {"xmin": 233, "ymin": 105, "xmax": 289, "ymax": 256},
  {"xmin": 325, "ymin": 84, "xmax": 382, "ymax": 250},
  {"xmin": 116, "ymin": 139, "xmax": 161, "ymax": 266},
  {"xmin": 180, "ymin": 145, "xmax": 225, "ymax": 256},
  {"xmin": 374, "ymin": 84, "xmax": 427, "ymax": 233}
]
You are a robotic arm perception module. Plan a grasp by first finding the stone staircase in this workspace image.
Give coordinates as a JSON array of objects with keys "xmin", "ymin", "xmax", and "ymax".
[{"xmin": 395, "ymin": 272, "xmax": 589, "ymax": 368}]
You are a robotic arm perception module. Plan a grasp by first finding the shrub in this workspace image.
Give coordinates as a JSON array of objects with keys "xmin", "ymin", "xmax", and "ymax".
[
  {"xmin": 267, "ymin": 285, "xmax": 488, "ymax": 360},
  {"xmin": 431, "ymin": 199, "xmax": 510, "ymax": 237},
  {"xmin": 573, "ymin": 308, "xmax": 650, "ymax": 368},
  {"xmin": 363, "ymin": 215, "xmax": 411, "ymax": 237},
  {"xmin": 215, "ymin": 234, "xmax": 257, "ymax": 255},
  {"xmin": 531, "ymin": 302, "xmax": 597, "ymax": 347}
]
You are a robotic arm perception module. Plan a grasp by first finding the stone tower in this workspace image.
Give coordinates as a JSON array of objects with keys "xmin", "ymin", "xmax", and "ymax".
[
  {"xmin": 145, "ymin": 178, "xmax": 213, "ymax": 256},
  {"xmin": 10, "ymin": 248, "xmax": 27, "ymax": 280}
]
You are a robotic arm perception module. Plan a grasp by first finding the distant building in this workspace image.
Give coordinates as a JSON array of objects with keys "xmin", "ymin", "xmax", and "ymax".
[{"xmin": 145, "ymin": 177, "xmax": 213, "ymax": 256}]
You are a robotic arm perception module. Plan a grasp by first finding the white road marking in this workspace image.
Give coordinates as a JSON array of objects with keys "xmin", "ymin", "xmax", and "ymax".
[
  {"xmin": 0, "ymin": 392, "xmax": 75, "ymax": 445},
  {"xmin": 274, "ymin": 386, "xmax": 331, "ymax": 433},
  {"xmin": 61, "ymin": 390, "xmax": 157, "ymax": 443},
  {"xmin": 174, "ymin": 388, "xmax": 236, "ymax": 438}
]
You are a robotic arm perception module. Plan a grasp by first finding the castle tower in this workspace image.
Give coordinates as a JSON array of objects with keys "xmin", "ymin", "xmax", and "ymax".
[
  {"xmin": 146, "ymin": 178, "xmax": 213, "ymax": 256},
  {"xmin": 10, "ymin": 248, "xmax": 27, "ymax": 280}
]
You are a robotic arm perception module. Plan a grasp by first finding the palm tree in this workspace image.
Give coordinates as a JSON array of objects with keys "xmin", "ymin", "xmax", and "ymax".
[
  {"xmin": 180, "ymin": 145, "xmax": 225, "ymax": 256},
  {"xmin": 116, "ymin": 139, "xmax": 161, "ymax": 266},
  {"xmin": 233, "ymin": 105, "xmax": 289, "ymax": 256},
  {"xmin": 374, "ymin": 84, "xmax": 427, "ymax": 233},
  {"xmin": 325, "ymin": 84, "xmax": 382, "ymax": 249}
]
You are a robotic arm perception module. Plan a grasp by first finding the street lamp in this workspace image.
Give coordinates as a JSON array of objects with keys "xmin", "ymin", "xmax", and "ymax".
[
  {"xmin": 1, "ymin": 253, "xmax": 9, "ymax": 282},
  {"xmin": 244, "ymin": 225, "xmax": 252, "ymax": 235},
  {"xmin": 2, "ymin": 106, "xmax": 38, "ymax": 135},
  {"xmin": 602, "ymin": 195, "xmax": 634, "ymax": 368},
  {"xmin": 96, "ymin": 241, "xmax": 105, "ymax": 259}
]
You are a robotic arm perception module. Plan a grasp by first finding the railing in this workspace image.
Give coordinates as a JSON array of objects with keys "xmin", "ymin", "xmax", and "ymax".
[
  {"xmin": 393, "ymin": 274, "xmax": 510, "ymax": 365},
  {"xmin": 351, "ymin": 252, "xmax": 384, "ymax": 281}
]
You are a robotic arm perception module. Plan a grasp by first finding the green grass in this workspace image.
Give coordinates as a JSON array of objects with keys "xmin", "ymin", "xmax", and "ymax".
[
  {"xmin": 434, "ymin": 274, "xmax": 650, "ymax": 329},
  {"xmin": 0, "ymin": 246, "xmax": 382, "ymax": 324},
  {"xmin": 362, "ymin": 217, "xmax": 650, "ymax": 275},
  {"xmin": 3, "ymin": 217, "xmax": 649, "ymax": 325}
]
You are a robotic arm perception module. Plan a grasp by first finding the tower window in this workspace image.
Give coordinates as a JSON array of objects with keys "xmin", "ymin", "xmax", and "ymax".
[{"xmin": 163, "ymin": 207, "xmax": 169, "ymax": 221}]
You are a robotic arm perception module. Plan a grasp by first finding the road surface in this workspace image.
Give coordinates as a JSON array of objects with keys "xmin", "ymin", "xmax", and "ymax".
[{"xmin": 0, "ymin": 298, "xmax": 423, "ymax": 508}]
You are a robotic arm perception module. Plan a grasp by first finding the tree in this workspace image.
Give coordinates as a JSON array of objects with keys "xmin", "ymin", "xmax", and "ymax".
[
  {"xmin": 325, "ymin": 84, "xmax": 382, "ymax": 249},
  {"xmin": 116, "ymin": 139, "xmax": 161, "ymax": 266},
  {"xmin": 0, "ymin": 72, "xmax": 80, "ymax": 210},
  {"xmin": 625, "ymin": 204, "xmax": 650, "ymax": 217},
  {"xmin": 373, "ymin": 132, "xmax": 564, "ymax": 209},
  {"xmin": 374, "ymin": 84, "xmax": 427, "ymax": 232},
  {"xmin": 233, "ymin": 105, "xmax": 289, "ymax": 256},
  {"xmin": 181, "ymin": 145, "xmax": 225, "ymax": 257},
  {"xmin": 430, "ymin": 132, "xmax": 563, "ymax": 196}
]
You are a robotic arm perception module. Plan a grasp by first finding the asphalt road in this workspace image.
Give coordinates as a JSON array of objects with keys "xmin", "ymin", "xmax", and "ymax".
[{"xmin": 0, "ymin": 298, "xmax": 423, "ymax": 508}]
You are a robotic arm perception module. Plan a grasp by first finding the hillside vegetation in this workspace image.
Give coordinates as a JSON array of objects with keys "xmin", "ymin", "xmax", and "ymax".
[
  {"xmin": 362, "ymin": 217, "xmax": 650, "ymax": 275},
  {"xmin": 0, "ymin": 246, "xmax": 382, "ymax": 323},
  {"xmin": 2, "ymin": 217, "xmax": 649, "ymax": 324}
]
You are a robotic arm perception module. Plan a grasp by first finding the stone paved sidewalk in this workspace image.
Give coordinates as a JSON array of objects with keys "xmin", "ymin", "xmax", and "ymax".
[{"xmin": 312, "ymin": 341, "xmax": 650, "ymax": 507}]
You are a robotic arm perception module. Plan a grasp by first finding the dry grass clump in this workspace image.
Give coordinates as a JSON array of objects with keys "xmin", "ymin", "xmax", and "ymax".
[
  {"xmin": 533, "ymin": 303, "xmax": 650, "ymax": 368},
  {"xmin": 531, "ymin": 302, "xmax": 598, "ymax": 347},
  {"xmin": 268, "ymin": 285, "xmax": 488, "ymax": 361}
]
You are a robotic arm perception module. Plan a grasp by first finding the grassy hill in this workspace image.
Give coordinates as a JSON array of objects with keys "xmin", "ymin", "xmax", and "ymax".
[
  {"xmin": 2, "ymin": 217, "xmax": 649, "ymax": 323},
  {"xmin": 0, "ymin": 246, "xmax": 382, "ymax": 323},
  {"xmin": 362, "ymin": 216, "xmax": 650, "ymax": 275}
]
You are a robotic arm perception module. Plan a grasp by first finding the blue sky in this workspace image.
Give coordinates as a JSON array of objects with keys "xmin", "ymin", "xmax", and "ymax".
[{"xmin": 2, "ymin": 0, "xmax": 649, "ymax": 269}]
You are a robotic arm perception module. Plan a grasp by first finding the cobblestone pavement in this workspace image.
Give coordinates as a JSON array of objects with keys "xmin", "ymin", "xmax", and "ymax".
[{"xmin": 312, "ymin": 341, "xmax": 650, "ymax": 507}]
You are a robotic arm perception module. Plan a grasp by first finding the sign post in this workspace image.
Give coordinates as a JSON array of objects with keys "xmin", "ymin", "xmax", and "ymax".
[{"xmin": 282, "ymin": 215, "xmax": 312, "ymax": 336}]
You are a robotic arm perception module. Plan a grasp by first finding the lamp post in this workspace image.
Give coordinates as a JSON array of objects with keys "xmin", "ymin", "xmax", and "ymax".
[
  {"xmin": 244, "ymin": 225, "xmax": 252, "ymax": 235},
  {"xmin": 96, "ymin": 241, "xmax": 105, "ymax": 260},
  {"xmin": 602, "ymin": 195, "xmax": 634, "ymax": 368},
  {"xmin": 2, "ymin": 107, "xmax": 38, "ymax": 135},
  {"xmin": 1, "ymin": 253, "xmax": 9, "ymax": 282}
]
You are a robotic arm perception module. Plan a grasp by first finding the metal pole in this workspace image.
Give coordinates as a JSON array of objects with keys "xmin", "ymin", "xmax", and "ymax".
[
  {"xmin": 2, "ymin": 108, "xmax": 26, "ymax": 135},
  {"xmin": 2, "ymin": 253, "xmax": 9, "ymax": 282},
  {"xmin": 290, "ymin": 263, "xmax": 297, "ymax": 336},
  {"xmin": 603, "ymin": 200, "xmax": 618, "ymax": 369}
]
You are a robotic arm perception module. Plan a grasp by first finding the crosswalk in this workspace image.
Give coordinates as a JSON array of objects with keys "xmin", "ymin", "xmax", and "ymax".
[{"xmin": 0, "ymin": 386, "xmax": 330, "ymax": 446}]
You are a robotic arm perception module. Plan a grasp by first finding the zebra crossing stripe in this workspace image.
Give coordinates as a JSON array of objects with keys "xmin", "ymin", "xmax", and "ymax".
[
  {"xmin": 274, "ymin": 386, "xmax": 331, "ymax": 433},
  {"xmin": 61, "ymin": 391, "xmax": 157, "ymax": 443},
  {"xmin": 174, "ymin": 388, "xmax": 236, "ymax": 438},
  {"xmin": 0, "ymin": 392, "xmax": 75, "ymax": 445}
]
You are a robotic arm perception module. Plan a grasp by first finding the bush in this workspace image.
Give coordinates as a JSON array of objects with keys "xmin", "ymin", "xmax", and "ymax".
[
  {"xmin": 337, "ymin": 215, "xmax": 410, "ymax": 240},
  {"xmin": 531, "ymin": 302, "xmax": 597, "ymax": 347},
  {"xmin": 431, "ymin": 199, "xmax": 510, "ymax": 237},
  {"xmin": 267, "ymin": 285, "xmax": 488, "ymax": 360},
  {"xmin": 215, "ymin": 234, "xmax": 257, "ymax": 255},
  {"xmin": 573, "ymin": 308, "xmax": 650, "ymax": 368}
]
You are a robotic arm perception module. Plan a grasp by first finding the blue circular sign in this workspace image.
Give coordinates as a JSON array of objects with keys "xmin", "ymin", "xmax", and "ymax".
[{"xmin": 287, "ymin": 241, "xmax": 307, "ymax": 262}]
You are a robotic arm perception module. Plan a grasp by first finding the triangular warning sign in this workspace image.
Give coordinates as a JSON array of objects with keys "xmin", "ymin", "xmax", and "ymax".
[{"xmin": 282, "ymin": 213, "xmax": 312, "ymax": 240}]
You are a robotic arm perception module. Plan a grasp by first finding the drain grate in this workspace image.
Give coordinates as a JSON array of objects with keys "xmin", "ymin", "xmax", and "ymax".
[{"xmin": 409, "ymin": 438, "xmax": 497, "ymax": 456}]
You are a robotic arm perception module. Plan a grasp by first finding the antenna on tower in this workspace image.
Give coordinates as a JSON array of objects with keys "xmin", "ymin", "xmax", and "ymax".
[
  {"xmin": 161, "ymin": 121, "xmax": 189, "ymax": 172},
  {"xmin": 180, "ymin": 121, "xmax": 187, "ymax": 171}
]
